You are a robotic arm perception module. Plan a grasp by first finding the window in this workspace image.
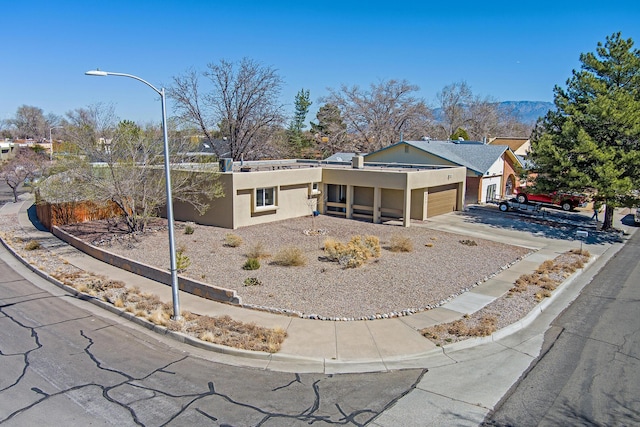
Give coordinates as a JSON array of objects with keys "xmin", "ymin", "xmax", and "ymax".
[
  {"xmin": 309, "ymin": 182, "xmax": 321, "ymax": 196},
  {"xmin": 255, "ymin": 187, "xmax": 276, "ymax": 209}
]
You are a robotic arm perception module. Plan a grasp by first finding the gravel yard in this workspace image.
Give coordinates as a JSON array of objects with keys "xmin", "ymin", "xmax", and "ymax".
[{"xmin": 60, "ymin": 214, "xmax": 532, "ymax": 320}]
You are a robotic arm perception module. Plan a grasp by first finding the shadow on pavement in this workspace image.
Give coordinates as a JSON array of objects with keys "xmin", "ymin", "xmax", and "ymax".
[
  {"xmin": 27, "ymin": 204, "xmax": 49, "ymax": 232},
  {"xmin": 461, "ymin": 206, "xmax": 625, "ymax": 245}
]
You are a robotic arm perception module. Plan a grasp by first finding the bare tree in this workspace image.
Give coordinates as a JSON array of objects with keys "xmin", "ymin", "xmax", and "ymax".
[
  {"xmin": 436, "ymin": 81, "xmax": 473, "ymax": 139},
  {"xmin": 47, "ymin": 115, "xmax": 223, "ymax": 233},
  {"xmin": 323, "ymin": 79, "xmax": 432, "ymax": 152},
  {"xmin": 170, "ymin": 58, "xmax": 285, "ymax": 160},
  {"xmin": 0, "ymin": 147, "xmax": 47, "ymax": 202},
  {"xmin": 61, "ymin": 103, "xmax": 119, "ymax": 160}
]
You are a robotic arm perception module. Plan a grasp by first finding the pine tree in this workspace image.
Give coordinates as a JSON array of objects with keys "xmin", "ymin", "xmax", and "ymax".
[
  {"xmin": 531, "ymin": 33, "xmax": 640, "ymax": 230},
  {"xmin": 287, "ymin": 89, "xmax": 312, "ymax": 156}
]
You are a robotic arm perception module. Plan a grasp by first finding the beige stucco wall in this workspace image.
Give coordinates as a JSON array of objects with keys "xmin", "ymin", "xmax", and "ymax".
[
  {"xmin": 231, "ymin": 168, "xmax": 323, "ymax": 229},
  {"xmin": 171, "ymin": 164, "xmax": 466, "ymax": 229},
  {"xmin": 172, "ymin": 172, "xmax": 235, "ymax": 229}
]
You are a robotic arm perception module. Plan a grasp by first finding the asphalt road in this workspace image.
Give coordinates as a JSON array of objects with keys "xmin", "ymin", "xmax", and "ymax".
[
  {"xmin": 0, "ymin": 243, "xmax": 425, "ymax": 426},
  {"xmin": 483, "ymin": 230, "xmax": 640, "ymax": 426}
]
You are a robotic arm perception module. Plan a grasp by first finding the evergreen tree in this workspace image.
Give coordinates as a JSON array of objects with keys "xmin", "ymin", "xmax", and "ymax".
[
  {"xmin": 287, "ymin": 89, "xmax": 312, "ymax": 156},
  {"xmin": 310, "ymin": 103, "xmax": 349, "ymax": 157},
  {"xmin": 531, "ymin": 33, "xmax": 640, "ymax": 230}
]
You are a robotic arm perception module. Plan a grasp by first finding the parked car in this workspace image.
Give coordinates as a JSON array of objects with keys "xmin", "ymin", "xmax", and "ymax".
[{"xmin": 514, "ymin": 187, "xmax": 588, "ymax": 211}]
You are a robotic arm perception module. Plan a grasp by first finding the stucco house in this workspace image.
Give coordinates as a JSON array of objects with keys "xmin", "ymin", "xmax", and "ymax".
[
  {"xmin": 172, "ymin": 157, "xmax": 467, "ymax": 229},
  {"xmin": 363, "ymin": 140, "xmax": 523, "ymax": 206},
  {"xmin": 0, "ymin": 140, "xmax": 17, "ymax": 161}
]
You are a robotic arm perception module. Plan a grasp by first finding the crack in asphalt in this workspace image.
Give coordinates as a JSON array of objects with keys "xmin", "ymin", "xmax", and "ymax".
[{"xmin": 0, "ymin": 300, "xmax": 424, "ymax": 426}]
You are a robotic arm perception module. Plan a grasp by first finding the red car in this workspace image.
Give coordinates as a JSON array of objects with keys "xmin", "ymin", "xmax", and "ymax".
[{"xmin": 514, "ymin": 187, "xmax": 587, "ymax": 211}]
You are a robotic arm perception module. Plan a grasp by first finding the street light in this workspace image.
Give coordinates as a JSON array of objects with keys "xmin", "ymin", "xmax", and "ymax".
[
  {"xmin": 85, "ymin": 69, "xmax": 182, "ymax": 320},
  {"xmin": 49, "ymin": 126, "xmax": 63, "ymax": 161}
]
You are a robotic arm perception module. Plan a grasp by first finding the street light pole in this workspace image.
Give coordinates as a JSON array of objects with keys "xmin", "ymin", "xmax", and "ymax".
[
  {"xmin": 49, "ymin": 126, "xmax": 62, "ymax": 161},
  {"xmin": 85, "ymin": 69, "xmax": 182, "ymax": 320}
]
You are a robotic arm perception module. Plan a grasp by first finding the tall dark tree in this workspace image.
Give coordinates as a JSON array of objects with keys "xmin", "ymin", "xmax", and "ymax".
[
  {"xmin": 287, "ymin": 89, "xmax": 312, "ymax": 156},
  {"xmin": 310, "ymin": 103, "xmax": 349, "ymax": 157},
  {"xmin": 530, "ymin": 33, "xmax": 640, "ymax": 230}
]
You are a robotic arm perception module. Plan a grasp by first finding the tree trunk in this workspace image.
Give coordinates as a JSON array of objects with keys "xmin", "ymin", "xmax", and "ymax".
[{"xmin": 601, "ymin": 204, "xmax": 615, "ymax": 230}]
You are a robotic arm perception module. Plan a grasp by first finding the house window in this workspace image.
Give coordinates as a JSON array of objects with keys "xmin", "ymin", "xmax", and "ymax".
[
  {"xmin": 309, "ymin": 182, "xmax": 321, "ymax": 196},
  {"xmin": 255, "ymin": 187, "xmax": 276, "ymax": 209}
]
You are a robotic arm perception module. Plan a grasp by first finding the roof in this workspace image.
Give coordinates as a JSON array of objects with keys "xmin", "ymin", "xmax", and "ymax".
[
  {"xmin": 487, "ymin": 137, "xmax": 530, "ymax": 152},
  {"xmin": 367, "ymin": 140, "xmax": 521, "ymax": 175},
  {"xmin": 323, "ymin": 152, "xmax": 360, "ymax": 162}
]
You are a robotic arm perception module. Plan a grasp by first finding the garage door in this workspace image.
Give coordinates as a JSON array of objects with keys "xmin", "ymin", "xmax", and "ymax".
[{"xmin": 427, "ymin": 184, "xmax": 458, "ymax": 217}]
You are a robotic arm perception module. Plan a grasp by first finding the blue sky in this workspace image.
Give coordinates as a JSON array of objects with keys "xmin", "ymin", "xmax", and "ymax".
[{"xmin": 2, "ymin": 0, "xmax": 639, "ymax": 126}]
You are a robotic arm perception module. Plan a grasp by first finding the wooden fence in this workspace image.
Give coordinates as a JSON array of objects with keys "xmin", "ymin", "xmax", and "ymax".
[{"xmin": 36, "ymin": 199, "xmax": 121, "ymax": 230}]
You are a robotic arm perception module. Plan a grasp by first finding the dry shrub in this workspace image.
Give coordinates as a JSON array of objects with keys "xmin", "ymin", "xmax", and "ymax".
[
  {"xmin": 246, "ymin": 242, "xmax": 270, "ymax": 259},
  {"xmin": 536, "ymin": 260, "xmax": 555, "ymax": 274},
  {"xmin": 25, "ymin": 240, "xmax": 41, "ymax": 251},
  {"xmin": 272, "ymin": 247, "xmax": 307, "ymax": 266},
  {"xmin": 447, "ymin": 320, "xmax": 469, "ymax": 336},
  {"xmin": 323, "ymin": 235, "xmax": 381, "ymax": 268},
  {"xmin": 224, "ymin": 233, "xmax": 243, "ymax": 247},
  {"xmin": 389, "ymin": 235, "xmax": 413, "ymax": 252},
  {"xmin": 148, "ymin": 308, "xmax": 170, "ymax": 326},
  {"xmin": 570, "ymin": 248, "xmax": 591, "ymax": 257},
  {"xmin": 187, "ymin": 315, "xmax": 287, "ymax": 353},
  {"xmin": 135, "ymin": 294, "xmax": 163, "ymax": 312},
  {"xmin": 511, "ymin": 276, "xmax": 531, "ymax": 292},
  {"xmin": 468, "ymin": 315, "xmax": 497, "ymax": 336}
]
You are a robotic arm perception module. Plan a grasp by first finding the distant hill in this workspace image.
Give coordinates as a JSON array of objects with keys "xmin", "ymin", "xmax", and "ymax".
[
  {"xmin": 497, "ymin": 101, "xmax": 555, "ymax": 124},
  {"xmin": 432, "ymin": 101, "xmax": 554, "ymax": 125}
]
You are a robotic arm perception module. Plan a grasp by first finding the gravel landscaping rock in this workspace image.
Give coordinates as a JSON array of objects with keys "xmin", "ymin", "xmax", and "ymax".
[{"xmin": 60, "ymin": 215, "xmax": 532, "ymax": 320}]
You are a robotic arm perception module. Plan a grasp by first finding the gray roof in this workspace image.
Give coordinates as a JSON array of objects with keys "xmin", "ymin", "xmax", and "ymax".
[
  {"xmin": 324, "ymin": 152, "xmax": 360, "ymax": 162},
  {"xmin": 370, "ymin": 140, "xmax": 518, "ymax": 175}
]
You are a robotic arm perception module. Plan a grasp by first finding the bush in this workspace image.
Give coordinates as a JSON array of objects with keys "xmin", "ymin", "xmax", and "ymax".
[
  {"xmin": 243, "ymin": 257, "xmax": 261, "ymax": 270},
  {"xmin": 323, "ymin": 235, "xmax": 381, "ymax": 268},
  {"xmin": 389, "ymin": 235, "xmax": 413, "ymax": 252},
  {"xmin": 25, "ymin": 240, "xmax": 41, "ymax": 251},
  {"xmin": 243, "ymin": 277, "xmax": 263, "ymax": 286},
  {"xmin": 272, "ymin": 247, "xmax": 307, "ymax": 266},
  {"xmin": 224, "ymin": 233, "xmax": 243, "ymax": 247},
  {"xmin": 184, "ymin": 224, "xmax": 195, "ymax": 235},
  {"xmin": 246, "ymin": 242, "xmax": 270, "ymax": 259},
  {"xmin": 176, "ymin": 247, "xmax": 191, "ymax": 273}
]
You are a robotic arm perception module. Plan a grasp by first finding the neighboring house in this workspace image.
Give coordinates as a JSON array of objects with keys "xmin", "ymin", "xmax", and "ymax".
[
  {"xmin": 488, "ymin": 137, "xmax": 531, "ymax": 157},
  {"xmin": 171, "ymin": 157, "xmax": 467, "ymax": 229},
  {"xmin": 0, "ymin": 140, "xmax": 17, "ymax": 161},
  {"xmin": 364, "ymin": 140, "xmax": 523, "ymax": 205}
]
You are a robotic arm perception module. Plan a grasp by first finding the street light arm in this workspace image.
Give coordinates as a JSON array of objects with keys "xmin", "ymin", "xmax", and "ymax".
[{"xmin": 85, "ymin": 70, "xmax": 162, "ymax": 96}]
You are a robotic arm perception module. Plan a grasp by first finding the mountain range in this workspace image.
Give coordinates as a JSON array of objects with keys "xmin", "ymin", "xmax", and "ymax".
[{"xmin": 433, "ymin": 101, "xmax": 555, "ymax": 125}]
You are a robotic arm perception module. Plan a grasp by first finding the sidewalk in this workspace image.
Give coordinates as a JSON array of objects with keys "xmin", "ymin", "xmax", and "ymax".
[{"xmin": 0, "ymin": 195, "xmax": 629, "ymax": 376}]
